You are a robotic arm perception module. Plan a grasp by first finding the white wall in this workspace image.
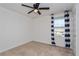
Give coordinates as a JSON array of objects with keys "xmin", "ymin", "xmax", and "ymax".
[
  {"xmin": 0, "ymin": 7, "xmax": 32, "ymax": 52},
  {"xmin": 76, "ymin": 4, "xmax": 79, "ymax": 56},
  {"xmin": 32, "ymin": 16, "xmax": 51, "ymax": 44},
  {"xmin": 71, "ymin": 5, "xmax": 76, "ymax": 55}
]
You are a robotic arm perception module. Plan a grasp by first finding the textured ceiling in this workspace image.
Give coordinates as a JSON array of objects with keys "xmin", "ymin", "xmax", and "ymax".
[{"xmin": 0, "ymin": 3, "xmax": 74, "ymax": 19}]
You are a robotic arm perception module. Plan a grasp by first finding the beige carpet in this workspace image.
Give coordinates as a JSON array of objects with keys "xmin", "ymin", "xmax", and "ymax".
[{"xmin": 0, "ymin": 41, "xmax": 74, "ymax": 56}]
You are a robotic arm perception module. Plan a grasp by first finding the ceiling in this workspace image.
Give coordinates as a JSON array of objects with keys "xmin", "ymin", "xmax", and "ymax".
[{"xmin": 0, "ymin": 3, "xmax": 74, "ymax": 19}]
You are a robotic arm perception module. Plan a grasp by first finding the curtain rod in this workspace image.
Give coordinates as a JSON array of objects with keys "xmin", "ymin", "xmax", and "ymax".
[{"xmin": 50, "ymin": 10, "xmax": 72, "ymax": 16}]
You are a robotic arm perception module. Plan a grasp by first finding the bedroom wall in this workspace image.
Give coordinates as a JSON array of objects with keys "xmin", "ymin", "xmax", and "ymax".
[
  {"xmin": 76, "ymin": 4, "xmax": 79, "ymax": 56},
  {"xmin": 0, "ymin": 7, "xmax": 32, "ymax": 52},
  {"xmin": 32, "ymin": 16, "xmax": 51, "ymax": 44},
  {"xmin": 71, "ymin": 5, "xmax": 76, "ymax": 55}
]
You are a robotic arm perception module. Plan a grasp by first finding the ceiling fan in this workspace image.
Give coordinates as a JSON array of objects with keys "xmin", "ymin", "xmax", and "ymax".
[{"xmin": 21, "ymin": 3, "xmax": 50, "ymax": 15}]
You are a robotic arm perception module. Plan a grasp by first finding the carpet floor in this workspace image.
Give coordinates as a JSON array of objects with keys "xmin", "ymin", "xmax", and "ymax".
[{"xmin": 0, "ymin": 41, "xmax": 74, "ymax": 56}]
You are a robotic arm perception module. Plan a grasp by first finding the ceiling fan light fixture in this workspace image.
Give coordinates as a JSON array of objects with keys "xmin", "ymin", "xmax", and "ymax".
[{"xmin": 34, "ymin": 9, "xmax": 38, "ymax": 13}]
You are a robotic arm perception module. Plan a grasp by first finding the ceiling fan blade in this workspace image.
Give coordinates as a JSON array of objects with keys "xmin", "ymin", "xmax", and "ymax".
[
  {"xmin": 27, "ymin": 10, "xmax": 34, "ymax": 14},
  {"xmin": 39, "ymin": 7, "xmax": 49, "ymax": 10},
  {"xmin": 21, "ymin": 4, "xmax": 33, "ymax": 9},
  {"xmin": 37, "ymin": 10, "xmax": 41, "ymax": 15}
]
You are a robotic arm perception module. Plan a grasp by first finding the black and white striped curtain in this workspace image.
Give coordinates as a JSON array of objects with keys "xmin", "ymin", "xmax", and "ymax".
[
  {"xmin": 64, "ymin": 10, "xmax": 71, "ymax": 48},
  {"xmin": 51, "ymin": 14, "xmax": 56, "ymax": 45}
]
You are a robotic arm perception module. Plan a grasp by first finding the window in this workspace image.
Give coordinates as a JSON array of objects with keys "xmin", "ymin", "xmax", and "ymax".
[
  {"xmin": 54, "ymin": 18, "xmax": 64, "ymax": 27},
  {"xmin": 54, "ymin": 18, "xmax": 65, "ymax": 36},
  {"xmin": 54, "ymin": 18, "xmax": 65, "ymax": 47}
]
